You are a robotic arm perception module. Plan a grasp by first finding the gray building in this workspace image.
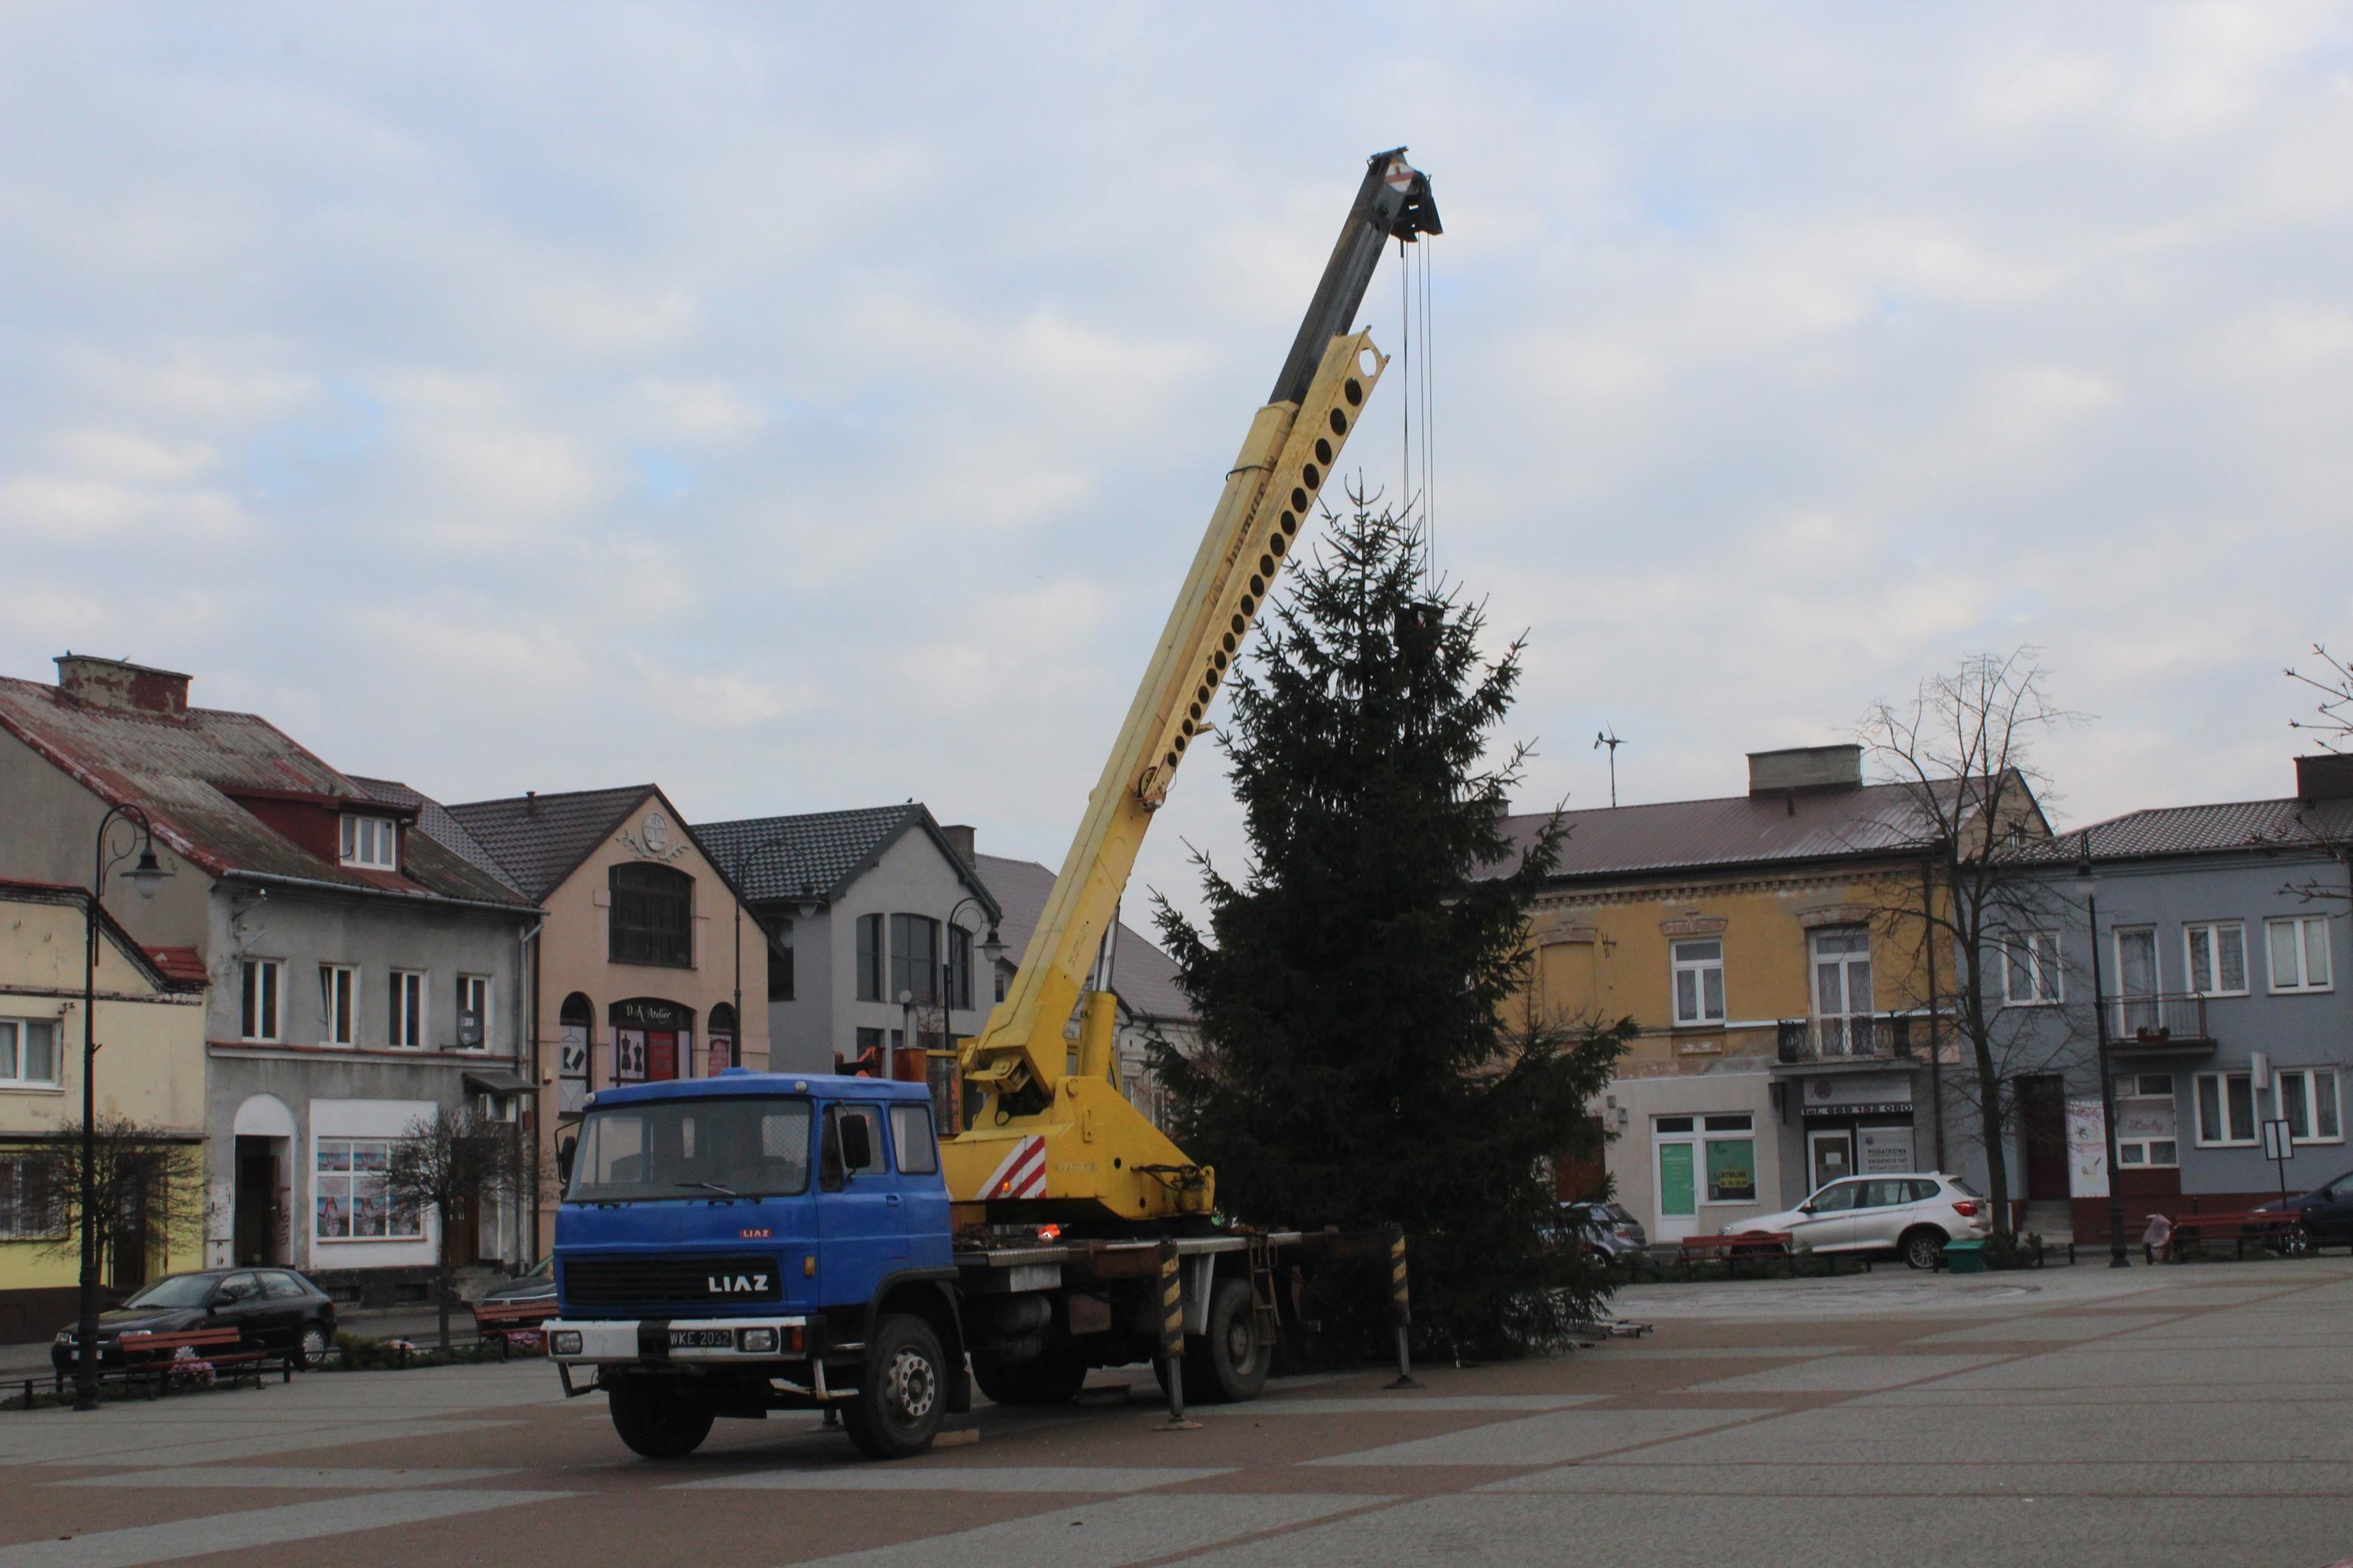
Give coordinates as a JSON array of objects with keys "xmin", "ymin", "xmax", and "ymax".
[
  {"xmin": 1982, "ymin": 755, "xmax": 2353, "ymax": 1240},
  {"xmin": 0, "ymin": 655, "xmax": 542, "ymax": 1305},
  {"xmin": 698, "ymin": 805, "xmax": 1001, "ymax": 1077}
]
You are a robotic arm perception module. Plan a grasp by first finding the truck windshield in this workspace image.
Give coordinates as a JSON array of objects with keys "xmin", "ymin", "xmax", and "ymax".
[{"xmin": 567, "ymin": 1097, "xmax": 812, "ymax": 1203}]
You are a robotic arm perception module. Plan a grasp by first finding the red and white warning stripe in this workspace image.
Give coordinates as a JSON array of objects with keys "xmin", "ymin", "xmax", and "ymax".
[{"xmin": 978, "ymin": 1135, "xmax": 1046, "ymax": 1201}]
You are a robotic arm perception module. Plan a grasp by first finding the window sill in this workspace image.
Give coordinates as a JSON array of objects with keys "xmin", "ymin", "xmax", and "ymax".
[
  {"xmin": 2000, "ymin": 998, "xmax": 2062, "ymax": 1009},
  {"xmin": 2268, "ymin": 986, "xmax": 2336, "ymax": 997},
  {"xmin": 2193, "ymin": 1139, "xmax": 2260, "ymax": 1150},
  {"xmin": 607, "ymin": 956, "xmax": 697, "ymax": 971},
  {"xmin": 0, "ymin": 1083, "xmax": 65, "ymax": 1095}
]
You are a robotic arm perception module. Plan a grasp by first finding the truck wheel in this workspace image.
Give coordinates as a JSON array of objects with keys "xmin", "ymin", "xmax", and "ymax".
[
  {"xmin": 970, "ymin": 1346, "xmax": 1089, "ymax": 1407},
  {"xmin": 843, "ymin": 1313, "xmax": 946, "ymax": 1460},
  {"xmin": 607, "ymin": 1377, "xmax": 714, "ymax": 1459},
  {"xmin": 1183, "ymin": 1278, "xmax": 1269, "ymax": 1405}
]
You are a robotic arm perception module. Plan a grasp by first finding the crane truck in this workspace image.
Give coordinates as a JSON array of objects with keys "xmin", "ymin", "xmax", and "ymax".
[{"xmin": 546, "ymin": 147, "xmax": 1441, "ymax": 1460}]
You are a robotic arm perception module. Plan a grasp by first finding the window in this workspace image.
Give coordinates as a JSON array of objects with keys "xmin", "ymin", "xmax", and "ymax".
[
  {"xmin": 1702, "ymin": 1113, "xmax": 1755, "ymax": 1203},
  {"xmin": 313, "ymin": 1138, "xmax": 422, "ymax": 1240},
  {"xmin": 891, "ymin": 1104, "xmax": 939, "ymax": 1175},
  {"xmin": 820, "ymin": 1104, "xmax": 884, "ymax": 1190},
  {"xmin": 261, "ymin": 1271, "xmax": 309, "ymax": 1300},
  {"xmin": 2114, "ymin": 1075, "xmax": 2180, "ymax": 1167},
  {"xmin": 947, "ymin": 924, "xmax": 974, "ymax": 1012},
  {"xmin": 890, "ymin": 914, "xmax": 940, "ymax": 1005},
  {"xmin": 766, "ymin": 919, "xmax": 795, "ymax": 1003},
  {"xmin": 239, "ymin": 959, "xmax": 281, "ymax": 1042},
  {"xmin": 0, "ymin": 1019, "xmax": 61, "ymax": 1086},
  {"xmin": 2116, "ymin": 1139, "xmax": 2179, "ymax": 1169},
  {"xmin": 1811, "ymin": 928, "xmax": 1873, "ymax": 1054},
  {"xmin": 455, "ymin": 974, "xmax": 489, "ymax": 1049},
  {"xmin": 1671, "ymin": 939, "xmax": 1725, "ymax": 1026},
  {"xmin": 566, "ymin": 1098, "xmax": 812, "ymax": 1201},
  {"xmin": 388, "ymin": 970, "xmax": 425, "ymax": 1048},
  {"xmin": 1806, "ymin": 1180, "xmax": 1862, "ymax": 1212},
  {"xmin": 2001, "ymin": 933, "xmax": 2062, "ymax": 1004},
  {"xmin": 2114, "ymin": 1072, "xmax": 2174, "ymax": 1099},
  {"xmin": 2184, "ymin": 922, "xmax": 2248, "ymax": 998},
  {"xmin": 318, "ymin": 964, "xmax": 358, "ymax": 1047},
  {"xmin": 2114, "ymin": 927, "xmax": 2161, "ymax": 1035},
  {"xmin": 339, "ymin": 815, "xmax": 397, "ymax": 870},
  {"xmin": 2267, "ymin": 915, "xmax": 2333, "ymax": 993},
  {"xmin": 2195, "ymin": 1071, "xmax": 2257, "ymax": 1145},
  {"xmin": 2278, "ymin": 1067, "xmax": 2343, "ymax": 1144},
  {"xmin": 854, "ymin": 1026, "xmax": 884, "ymax": 1060},
  {"xmin": 0, "ymin": 1155, "xmax": 63, "ymax": 1237},
  {"xmin": 856, "ymin": 914, "xmax": 884, "ymax": 1002},
  {"xmin": 611, "ymin": 864, "xmax": 693, "ymax": 967}
]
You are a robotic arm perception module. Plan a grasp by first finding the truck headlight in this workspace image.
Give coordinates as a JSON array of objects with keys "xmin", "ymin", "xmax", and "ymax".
[
  {"xmin": 550, "ymin": 1330, "xmax": 583, "ymax": 1355},
  {"xmin": 738, "ymin": 1327, "xmax": 778, "ymax": 1354}
]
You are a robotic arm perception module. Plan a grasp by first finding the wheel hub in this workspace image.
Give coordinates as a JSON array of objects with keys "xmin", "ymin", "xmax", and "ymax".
[
  {"xmin": 887, "ymin": 1349, "xmax": 937, "ymax": 1421},
  {"xmin": 1225, "ymin": 1317, "xmax": 1254, "ymax": 1370}
]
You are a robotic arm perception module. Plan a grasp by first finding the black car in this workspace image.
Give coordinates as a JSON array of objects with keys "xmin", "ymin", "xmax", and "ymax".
[
  {"xmin": 52, "ymin": 1267, "xmax": 337, "ymax": 1374},
  {"xmin": 2255, "ymin": 1168, "xmax": 2353, "ymax": 1243}
]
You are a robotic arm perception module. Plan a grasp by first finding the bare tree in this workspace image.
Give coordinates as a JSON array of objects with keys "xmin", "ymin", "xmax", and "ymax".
[
  {"xmin": 2287, "ymin": 644, "xmax": 2353, "ymax": 753},
  {"xmin": 2280, "ymin": 646, "xmax": 2353, "ymax": 904},
  {"xmin": 385, "ymin": 1107, "xmax": 537, "ymax": 1349},
  {"xmin": 1859, "ymin": 650, "xmax": 2086, "ymax": 1240},
  {"xmin": 33, "ymin": 1117, "xmax": 207, "ymax": 1286}
]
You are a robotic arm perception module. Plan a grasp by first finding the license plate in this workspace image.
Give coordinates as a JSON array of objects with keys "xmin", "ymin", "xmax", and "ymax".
[{"xmin": 669, "ymin": 1329, "xmax": 734, "ymax": 1349}]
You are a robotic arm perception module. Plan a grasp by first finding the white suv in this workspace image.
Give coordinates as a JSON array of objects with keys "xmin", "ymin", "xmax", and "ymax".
[{"xmin": 1730, "ymin": 1172, "xmax": 1991, "ymax": 1269}]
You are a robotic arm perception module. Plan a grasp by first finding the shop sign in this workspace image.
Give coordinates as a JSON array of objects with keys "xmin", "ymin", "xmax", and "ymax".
[
  {"xmin": 2065, "ymin": 1098, "xmax": 2108, "ymax": 1197},
  {"xmin": 1858, "ymin": 1125, "xmax": 1915, "ymax": 1172}
]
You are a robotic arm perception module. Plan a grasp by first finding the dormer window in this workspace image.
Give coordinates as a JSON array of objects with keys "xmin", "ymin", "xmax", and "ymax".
[{"xmin": 340, "ymin": 815, "xmax": 396, "ymax": 870}]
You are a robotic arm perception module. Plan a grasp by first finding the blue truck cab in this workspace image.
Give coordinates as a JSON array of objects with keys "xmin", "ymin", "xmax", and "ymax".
[{"xmin": 546, "ymin": 1068, "xmax": 968, "ymax": 1459}]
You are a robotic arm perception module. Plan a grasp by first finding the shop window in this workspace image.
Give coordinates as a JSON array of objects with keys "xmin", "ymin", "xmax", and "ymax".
[
  {"xmin": 0, "ymin": 1154, "xmax": 64, "ymax": 1237},
  {"xmin": 610, "ymin": 863, "xmax": 693, "ymax": 967},
  {"xmin": 314, "ymin": 1138, "xmax": 423, "ymax": 1240},
  {"xmin": 1700, "ymin": 1114, "xmax": 1755, "ymax": 1203},
  {"xmin": 2279, "ymin": 1068, "xmax": 2342, "ymax": 1144},
  {"xmin": 1671, "ymin": 939, "xmax": 1725, "ymax": 1026},
  {"xmin": 2184, "ymin": 922, "xmax": 2247, "ymax": 998},
  {"xmin": 0, "ymin": 1018, "xmax": 61, "ymax": 1086},
  {"xmin": 2194, "ymin": 1071, "xmax": 2257, "ymax": 1146}
]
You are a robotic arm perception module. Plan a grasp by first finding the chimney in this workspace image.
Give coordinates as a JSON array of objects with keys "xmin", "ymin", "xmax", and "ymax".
[
  {"xmin": 940, "ymin": 824, "xmax": 976, "ymax": 867},
  {"xmin": 54, "ymin": 654, "xmax": 191, "ymax": 720},
  {"xmin": 1747, "ymin": 744, "xmax": 1863, "ymax": 797},
  {"xmin": 2295, "ymin": 754, "xmax": 2353, "ymax": 802},
  {"xmin": 524, "ymin": 790, "xmax": 539, "ymax": 815}
]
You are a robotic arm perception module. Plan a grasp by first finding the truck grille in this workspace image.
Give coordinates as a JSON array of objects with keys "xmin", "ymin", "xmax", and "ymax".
[{"xmin": 561, "ymin": 1253, "xmax": 783, "ymax": 1308}]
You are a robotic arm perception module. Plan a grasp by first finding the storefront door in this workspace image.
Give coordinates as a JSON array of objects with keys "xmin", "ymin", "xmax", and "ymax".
[
  {"xmin": 1655, "ymin": 1138, "xmax": 1698, "ymax": 1241},
  {"xmin": 1808, "ymin": 1129, "xmax": 1853, "ymax": 1195}
]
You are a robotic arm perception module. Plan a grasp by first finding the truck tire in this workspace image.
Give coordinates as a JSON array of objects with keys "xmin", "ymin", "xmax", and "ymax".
[
  {"xmin": 1176, "ymin": 1277, "xmax": 1269, "ymax": 1405},
  {"xmin": 843, "ymin": 1313, "xmax": 946, "ymax": 1460},
  {"xmin": 607, "ymin": 1377, "xmax": 714, "ymax": 1459},
  {"xmin": 969, "ymin": 1346, "xmax": 1089, "ymax": 1407}
]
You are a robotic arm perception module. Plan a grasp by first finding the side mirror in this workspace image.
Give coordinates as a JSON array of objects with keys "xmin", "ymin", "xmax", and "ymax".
[
  {"xmin": 839, "ymin": 1115, "xmax": 873, "ymax": 1172},
  {"xmin": 1798, "ymin": 1203, "xmax": 1815, "ymax": 1215}
]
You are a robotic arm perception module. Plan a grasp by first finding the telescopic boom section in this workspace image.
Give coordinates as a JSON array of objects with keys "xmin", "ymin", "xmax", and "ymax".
[{"xmin": 943, "ymin": 150, "xmax": 1440, "ymax": 1229}]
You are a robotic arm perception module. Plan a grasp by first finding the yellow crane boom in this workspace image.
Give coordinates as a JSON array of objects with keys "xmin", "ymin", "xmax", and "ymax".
[{"xmin": 943, "ymin": 149, "xmax": 1440, "ymax": 1230}]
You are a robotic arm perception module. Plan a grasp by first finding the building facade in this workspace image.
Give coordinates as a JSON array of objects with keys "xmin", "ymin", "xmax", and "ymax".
[
  {"xmin": 439, "ymin": 785, "xmax": 772, "ymax": 1256},
  {"xmin": 0, "ymin": 655, "xmax": 542, "ymax": 1306},
  {"xmin": 0, "ymin": 881, "xmax": 208, "ymax": 1338}
]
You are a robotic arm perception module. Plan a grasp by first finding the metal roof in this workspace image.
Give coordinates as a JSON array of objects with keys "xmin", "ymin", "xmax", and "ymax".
[
  {"xmin": 442, "ymin": 786, "xmax": 658, "ymax": 902},
  {"xmin": 2065, "ymin": 795, "xmax": 2353, "ymax": 863},
  {"xmin": 0, "ymin": 675, "xmax": 531, "ymax": 908},
  {"xmin": 698, "ymin": 805, "xmax": 996, "ymax": 916},
  {"xmin": 971, "ymin": 852, "xmax": 1195, "ymax": 1024}
]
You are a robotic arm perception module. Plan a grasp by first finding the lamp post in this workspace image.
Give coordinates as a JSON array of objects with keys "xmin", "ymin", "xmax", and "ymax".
[
  {"xmin": 2075, "ymin": 833, "xmax": 2129, "ymax": 1268},
  {"xmin": 937, "ymin": 897, "xmax": 1003, "ymax": 1122},
  {"xmin": 74, "ymin": 802, "xmax": 173, "ymax": 1411}
]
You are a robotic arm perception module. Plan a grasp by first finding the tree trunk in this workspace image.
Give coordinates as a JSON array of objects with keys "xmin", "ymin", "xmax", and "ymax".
[
  {"xmin": 435, "ymin": 1204, "xmax": 454, "ymax": 1350},
  {"xmin": 1970, "ymin": 1039, "xmax": 2013, "ymax": 1238}
]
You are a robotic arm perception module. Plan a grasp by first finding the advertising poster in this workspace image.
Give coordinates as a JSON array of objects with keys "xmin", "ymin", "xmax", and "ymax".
[{"xmin": 2065, "ymin": 1098, "xmax": 2109, "ymax": 1197}]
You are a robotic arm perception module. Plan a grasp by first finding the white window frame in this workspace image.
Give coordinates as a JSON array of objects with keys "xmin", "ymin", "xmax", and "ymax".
[
  {"xmin": 2276, "ymin": 1067, "xmax": 2344, "ymax": 1145},
  {"xmin": 2112, "ymin": 1073, "xmax": 2178, "ymax": 1168},
  {"xmin": 312, "ymin": 1136, "xmax": 424, "ymax": 1243},
  {"xmin": 2115, "ymin": 1138, "xmax": 2179, "ymax": 1169},
  {"xmin": 319, "ymin": 963, "xmax": 359, "ymax": 1048},
  {"xmin": 0, "ymin": 1017, "xmax": 63, "ymax": 1088},
  {"xmin": 2001, "ymin": 931, "xmax": 2062, "ymax": 1005},
  {"xmin": 2266, "ymin": 915, "xmax": 2334, "ymax": 994},
  {"xmin": 1670, "ymin": 939, "xmax": 1726, "ymax": 1027},
  {"xmin": 455, "ymin": 974, "xmax": 490, "ymax": 1051},
  {"xmin": 388, "ymin": 969, "xmax": 426, "ymax": 1049},
  {"xmin": 2193, "ymin": 1070, "xmax": 2258, "ymax": 1147},
  {"xmin": 239, "ymin": 958, "xmax": 283, "ymax": 1044},
  {"xmin": 2182, "ymin": 921, "xmax": 2249, "ymax": 998},
  {"xmin": 339, "ymin": 815, "xmax": 397, "ymax": 871}
]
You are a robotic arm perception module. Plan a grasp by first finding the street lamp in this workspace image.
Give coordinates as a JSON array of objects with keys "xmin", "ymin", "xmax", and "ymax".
[
  {"xmin": 2074, "ymin": 831, "xmax": 2129, "ymax": 1268},
  {"xmin": 938, "ymin": 895, "xmax": 1004, "ymax": 1048},
  {"xmin": 75, "ymin": 802, "xmax": 173, "ymax": 1411}
]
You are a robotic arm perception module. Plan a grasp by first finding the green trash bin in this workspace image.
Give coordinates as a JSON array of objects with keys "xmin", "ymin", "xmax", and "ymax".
[{"xmin": 1944, "ymin": 1240, "xmax": 1987, "ymax": 1275}]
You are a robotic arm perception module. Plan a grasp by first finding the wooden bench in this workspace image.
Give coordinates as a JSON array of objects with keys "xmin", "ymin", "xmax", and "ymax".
[
  {"xmin": 2162, "ymin": 1211, "xmax": 2308, "ymax": 1261},
  {"xmin": 1679, "ymin": 1231, "xmax": 1795, "ymax": 1278},
  {"xmin": 58, "ymin": 1326, "xmax": 291, "ymax": 1400}
]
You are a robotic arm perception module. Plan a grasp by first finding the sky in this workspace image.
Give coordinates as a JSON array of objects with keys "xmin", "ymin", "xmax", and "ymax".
[{"xmin": 5, "ymin": 3, "xmax": 2351, "ymax": 927}]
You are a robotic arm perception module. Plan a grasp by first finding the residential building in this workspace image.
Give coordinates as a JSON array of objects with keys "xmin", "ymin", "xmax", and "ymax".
[
  {"xmin": 1992, "ymin": 754, "xmax": 2353, "ymax": 1240},
  {"xmin": 698, "ymin": 805, "xmax": 999, "ymax": 1079},
  {"xmin": 970, "ymin": 850, "xmax": 1198, "ymax": 1128},
  {"xmin": 1494, "ymin": 743, "xmax": 2047, "ymax": 1243},
  {"xmin": 438, "ymin": 786, "xmax": 772, "ymax": 1256},
  {"xmin": 0, "ymin": 880, "xmax": 208, "ymax": 1338},
  {"xmin": 0, "ymin": 655, "xmax": 541, "ymax": 1306}
]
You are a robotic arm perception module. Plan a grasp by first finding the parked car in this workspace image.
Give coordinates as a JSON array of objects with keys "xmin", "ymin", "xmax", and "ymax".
[
  {"xmin": 477, "ymin": 1254, "xmax": 555, "ymax": 1308},
  {"xmin": 1550, "ymin": 1200, "xmax": 1649, "ymax": 1262},
  {"xmin": 1728, "ymin": 1173, "xmax": 1990, "ymax": 1268},
  {"xmin": 51, "ymin": 1267, "xmax": 337, "ymax": 1374},
  {"xmin": 2254, "ymin": 1169, "xmax": 2353, "ymax": 1243}
]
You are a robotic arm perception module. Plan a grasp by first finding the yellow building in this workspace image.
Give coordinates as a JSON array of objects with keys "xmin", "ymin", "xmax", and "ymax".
[
  {"xmin": 1502, "ymin": 745, "xmax": 2040, "ymax": 1240},
  {"xmin": 1, "ymin": 880, "xmax": 207, "ymax": 1339}
]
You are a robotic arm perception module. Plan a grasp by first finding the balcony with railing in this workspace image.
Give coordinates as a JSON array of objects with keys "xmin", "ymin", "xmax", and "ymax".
[
  {"xmin": 1776, "ymin": 1014, "xmax": 1920, "ymax": 1065},
  {"xmin": 2103, "ymin": 992, "xmax": 2214, "ymax": 1051}
]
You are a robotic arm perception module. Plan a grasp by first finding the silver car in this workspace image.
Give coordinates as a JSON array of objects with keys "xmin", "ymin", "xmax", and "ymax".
[{"xmin": 1730, "ymin": 1173, "xmax": 1991, "ymax": 1269}]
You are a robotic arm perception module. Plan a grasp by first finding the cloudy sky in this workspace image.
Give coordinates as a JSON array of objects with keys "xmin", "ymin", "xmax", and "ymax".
[{"xmin": 5, "ymin": 4, "xmax": 2349, "ymax": 923}]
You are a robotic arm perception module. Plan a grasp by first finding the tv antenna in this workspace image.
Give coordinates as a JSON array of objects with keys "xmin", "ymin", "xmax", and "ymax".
[{"xmin": 1593, "ymin": 726, "xmax": 1624, "ymax": 808}]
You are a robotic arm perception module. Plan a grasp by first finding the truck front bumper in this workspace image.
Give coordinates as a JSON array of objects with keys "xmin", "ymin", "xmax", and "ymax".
[{"xmin": 546, "ymin": 1315, "xmax": 811, "ymax": 1366}]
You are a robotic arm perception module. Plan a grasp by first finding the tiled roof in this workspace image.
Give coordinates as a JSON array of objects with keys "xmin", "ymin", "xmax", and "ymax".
[
  {"xmin": 0, "ymin": 675, "xmax": 532, "ymax": 908},
  {"xmin": 350, "ymin": 776, "xmax": 522, "ymax": 893},
  {"xmin": 971, "ymin": 852, "xmax": 1194, "ymax": 1023},
  {"xmin": 0, "ymin": 877, "xmax": 200, "ymax": 992},
  {"xmin": 443, "ymin": 786, "xmax": 657, "ymax": 902},
  {"xmin": 141, "ymin": 945, "xmax": 207, "ymax": 988},
  {"xmin": 2066, "ymin": 796, "xmax": 2353, "ymax": 862},
  {"xmin": 699, "ymin": 805, "xmax": 987, "ymax": 908},
  {"xmin": 1484, "ymin": 778, "xmax": 1978, "ymax": 884}
]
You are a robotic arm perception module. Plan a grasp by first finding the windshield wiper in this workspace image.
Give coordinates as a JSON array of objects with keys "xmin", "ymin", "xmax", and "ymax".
[{"xmin": 682, "ymin": 1181, "xmax": 738, "ymax": 1198}]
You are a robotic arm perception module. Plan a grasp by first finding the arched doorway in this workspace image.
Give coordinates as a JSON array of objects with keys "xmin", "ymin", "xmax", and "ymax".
[
  {"xmin": 708, "ymin": 1003, "xmax": 737, "ymax": 1076},
  {"xmin": 232, "ymin": 1094, "xmax": 297, "ymax": 1267},
  {"xmin": 558, "ymin": 992, "xmax": 593, "ymax": 1112},
  {"xmin": 610, "ymin": 998, "xmax": 695, "ymax": 1083}
]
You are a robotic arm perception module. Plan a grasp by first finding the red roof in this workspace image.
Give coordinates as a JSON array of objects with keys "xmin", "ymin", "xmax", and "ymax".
[{"xmin": 142, "ymin": 945, "xmax": 207, "ymax": 987}]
